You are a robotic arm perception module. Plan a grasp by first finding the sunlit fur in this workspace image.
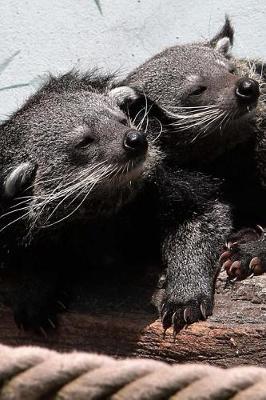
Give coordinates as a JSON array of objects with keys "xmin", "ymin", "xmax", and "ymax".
[{"xmin": 0, "ymin": 72, "xmax": 161, "ymax": 237}]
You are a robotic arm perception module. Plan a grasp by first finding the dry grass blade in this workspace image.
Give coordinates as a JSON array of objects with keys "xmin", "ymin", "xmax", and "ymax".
[{"xmin": 93, "ymin": 0, "xmax": 102, "ymax": 15}]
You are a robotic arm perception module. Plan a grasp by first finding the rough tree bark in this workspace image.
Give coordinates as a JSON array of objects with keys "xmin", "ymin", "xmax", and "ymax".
[{"xmin": 0, "ymin": 268, "xmax": 265, "ymax": 368}]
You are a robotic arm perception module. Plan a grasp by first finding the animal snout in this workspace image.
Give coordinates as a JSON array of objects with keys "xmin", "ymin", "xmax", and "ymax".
[
  {"xmin": 235, "ymin": 78, "xmax": 260, "ymax": 102},
  {"xmin": 123, "ymin": 130, "xmax": 148, "ymax": 155}
]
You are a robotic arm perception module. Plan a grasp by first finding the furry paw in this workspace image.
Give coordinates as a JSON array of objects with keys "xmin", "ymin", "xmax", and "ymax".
[
  {"xmin": 13, "ymin": 295, "xmax": 67, "ymax": 334},
  {"xmin": 13, "ymin": 301, "xmax": 57, "ymax": 334},
  {"xmin": 160, "ymin": 295, "xmax": 213, "ymax": 336},
  {"xmin": 220, "ymin": 240, "xmax": 266, "ymax": 280}
]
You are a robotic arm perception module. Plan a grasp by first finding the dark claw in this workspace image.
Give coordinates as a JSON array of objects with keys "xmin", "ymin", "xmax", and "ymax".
[
  {"xmin": 225, "ymin": 241, "xmax": 238, "ymax": 250},
  {"xmin": 57, "ymin": 300, "xmax": 67, "ymax": 310},
  {"xmin": 219, "ymin": 251, "xmax": 231, "ymax": 263},
  {"xmin": 200, "ymin": 303, "xmax": 207, "ymax": 320},
  {"xmin": 39, "ymin": 326, "xmax": 48, "ymax": 338},
  {"xmin": 172, "ymin": 311, "xmax": 177, "ymax": 326},
  {"xmin": 255, "ymin": 225, "xmax": 265, "ymax": 240},
  {"xmin": 249, "ymin": 257, "xmax": 263, "ymax": 275},
  {"xmin": 172, "ymin": 309, "xmax": 185, "ymax": 335},
  {"xmin": 229, "ymin": 260, "xmax": 241, "ymax": 277},
  {"xmin": 159, "ymin": 292, "xmax": 213, "ymax": 337},
  {"xmin": 48, "ymin": 318, "xmax": 56, "ymax": 329},
  {"xmin": 172, "ymin": 330, "xmax": 177, "ymax": 342},
  {"xmin": 183, "ymin": 308, "xmax": 189, "ymax": 323},
  {"xmin": 222, "ymin": 259, "xmax": 233, "ymax": 272},
  {"xmin": 222, "ymin": 227, "xmax": 266, "ymax": 280},
  {"xmin": 160, "ymin": 303, "xmax": 165, "ymax": 313},
  {"xmin": 162, "ymin": 310, "xmax": 172, "ymax": 330}
]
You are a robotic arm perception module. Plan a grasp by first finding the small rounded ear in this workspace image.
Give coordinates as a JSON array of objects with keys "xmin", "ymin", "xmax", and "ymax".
[
  {"xmin": 210, "ymin": 16, "xmax": 234, "ymax": 57},
  {"xmin": 110, "ymin": 86, "xmax": 170, "ymax": 127},
  {"xmin": 108, "ymin": 86, "xmax": 139, "ymax": 107},
  {"xmin": 215, "ymin": 37, "xmax": 231, "ymax": 56},
  {"xmin": 3, "ymin": 162, "xmax": 36, "ymax": 199}
]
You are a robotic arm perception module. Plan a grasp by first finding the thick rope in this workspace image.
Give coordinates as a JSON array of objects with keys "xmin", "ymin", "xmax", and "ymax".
[{"xmin": 1, "ymin": 344, "xmax": 266, "ymax": 399}]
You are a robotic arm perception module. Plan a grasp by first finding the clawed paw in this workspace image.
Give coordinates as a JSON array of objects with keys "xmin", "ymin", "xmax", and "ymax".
[
  {"xmin": 220, "ymin": 231, "xmax": 266, "ymax": 281},
  {"xmin": 160, "ymin": 297, "xmax": 213, "ymax": 337},
  {"xmin": 13, "ymin": 296, "xmax": 67, "ymax": 335},
  {"xmin": 220, "ymin": 248, "xmax": 264, "ymax": 280},
  {"xmin": 14, "ymin": 304, "xmax": 57, "ymax": 335}
]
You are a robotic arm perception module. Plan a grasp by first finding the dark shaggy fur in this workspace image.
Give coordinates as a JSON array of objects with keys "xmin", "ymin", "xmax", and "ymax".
[
  {"xmin": 123, "ymin": 17, "xmax": 266, "ymax": 282},
  {"xmin": 217, "ymin": 58, "xmax": 266, "ymax": 279},
  {"xmin": 0, "ymin": 71, "xmax": 232, "ymax": 334}
]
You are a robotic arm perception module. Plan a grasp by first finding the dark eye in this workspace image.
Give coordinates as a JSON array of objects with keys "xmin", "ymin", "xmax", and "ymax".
[
  {"xmin": 76, "ymin": 136, "xmax": 95, "ymax": 149},
  {"xmin": 119, "ymin": 118, "xmax": 128, "ymax": 126},
  {"xmin": 190, "ymin": 86, "xmax": 207, "ymax": 96},
  {"xmin": 229, "ymin": 66, "xmax": 236, "ymax": 74}
]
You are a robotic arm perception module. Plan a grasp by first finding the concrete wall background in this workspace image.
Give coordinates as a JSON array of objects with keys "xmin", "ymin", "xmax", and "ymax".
[{"xmin": 0, "ymin": 0, "xmax": 265, "ymax": 118}]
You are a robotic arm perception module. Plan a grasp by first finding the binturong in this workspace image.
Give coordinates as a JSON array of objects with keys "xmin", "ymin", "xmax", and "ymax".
[
  {"xmin": 122, "ymin": 17, "xmax": 266, "ymax": 285},
  {"xmin": 0, "ymin": 70, "xmax": 232, "ymax": 335},
  {"xmin": 123, "ymin": 16, "xmax": 260, "ymax": 167},
  {"xmin": 0, "ymin": 71, "xmax": 159, "ymax": 331},
  {"xmin": 217, "ymin": 58, "xmax": 266, "ymax": 281}
]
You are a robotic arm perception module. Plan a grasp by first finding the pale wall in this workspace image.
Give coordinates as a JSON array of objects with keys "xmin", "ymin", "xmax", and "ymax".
[{"xmin": 0, "ymin": 0, "xmax": 265, "ymax": 118}]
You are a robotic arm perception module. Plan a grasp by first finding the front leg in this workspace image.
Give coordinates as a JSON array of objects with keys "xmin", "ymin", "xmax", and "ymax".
[
  {"xmin": 13, "ymin": 268, "xmax": 61, "ymax": 333},
  {"xmin": 158, "ymin": 200, "xmax": 232, "ymax": 335},
  {"xmin": 11, "ymin": 240, "xmax": 68, "ymax": 333}
]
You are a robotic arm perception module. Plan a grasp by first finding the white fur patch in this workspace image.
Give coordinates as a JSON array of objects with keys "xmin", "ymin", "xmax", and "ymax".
[
  {"xmin": 4, "ymin": 162, "xmax": 31, "ymax": 198},
  {"xmin": 215, "ymin": 37, "xmax": 231, "ymax": 56},
  {"xmin": 216, "ymin": 59, "xmax": 227, "ymax": 68},
  {"xmin": 187, "ymin": 75, "xmax": 199, "ymax": 83},
  {"xmin": 109, "ymin": 86, "xmax": 138, "ymax": 106}
]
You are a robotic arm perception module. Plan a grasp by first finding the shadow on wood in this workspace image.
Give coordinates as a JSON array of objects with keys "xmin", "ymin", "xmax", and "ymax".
[{"xmin": 0, "ymin": 266, "xmax": 265, "ymax": 368}]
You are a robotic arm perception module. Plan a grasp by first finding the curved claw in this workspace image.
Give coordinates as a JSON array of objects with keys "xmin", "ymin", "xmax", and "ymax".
[
  {"xmin": 255, "ymin": 225, "xmax": 265, "ymax": 241},
  {"xmin": 249, "ymin": 257, "xmax": 264, "ymax": 275},
  {"xmin": 219, "ymin": 251, "xmax": 231, "ymax": 263},
  {"xmin": 57, "ymin": 300, "xmax": 67, "ymax": 310},
  {"xmin": 162, "ymin": 310, "xmax": 171, "ymax": 331},
  {"xmin": 225, "ymin": 241, "xmax": 238, "ymax": 251},
  {"xmin": 39, "ymin": 326, "xmax": 48, "ymax": 338},
  {"xmin": 171, "ymin": 311, "xmax": 177, "ymax": 326},
  {"xmin": 230, "ymin": 260, "xmax": 242, "ymax": 277},
  {"xmin": 222, "ymin": 259, "xmax": 233, "ymax": 272},
  {"xmin": 183, "ymin": 308, "xmax": 189, "ymax": 324},
  {"xmin": 200, "ymin": 303, "xmax": 207, "ymax": 320},
  {"xmin": 48, "ymin": 318, "xmax": 56, "ymax": 329}
]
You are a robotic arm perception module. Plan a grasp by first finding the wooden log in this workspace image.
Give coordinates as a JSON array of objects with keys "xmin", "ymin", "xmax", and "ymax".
[{"xmin": 0, "ymin": 269, "xmax": 265, "ymax": 367}]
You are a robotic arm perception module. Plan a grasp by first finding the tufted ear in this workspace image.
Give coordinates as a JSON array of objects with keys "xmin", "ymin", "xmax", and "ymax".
[
  {"xmin": 210, "ymin": 16, "xmax": 234, "ymax": 57},
  {"xmin": 109, "ymin": 86, "xmax": 140, "ymax": 107},
  {"xmin": 110, "ymin": 85, "xmax": 170, "ymax": 129},
  {"xmin": 3, "ymin": 162, "xmax": 36, "ymax": 199}
]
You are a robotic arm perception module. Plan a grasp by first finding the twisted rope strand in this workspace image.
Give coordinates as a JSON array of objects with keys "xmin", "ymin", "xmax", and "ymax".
[{"xmin": 1, "ymin": 344, "xmax": 266, "ymax": 399}]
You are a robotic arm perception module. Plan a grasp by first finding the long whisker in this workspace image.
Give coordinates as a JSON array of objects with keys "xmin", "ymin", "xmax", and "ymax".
[
  {"xmin": 0, "ymin": 160, "xmax": 112, "ymax": 232},
  {"xmin": 43, "ymin": 164, "xmax": 118, "ymax": 228},
  {"xmin": 44, "ymin": 163, "xmax": 113, "ymax": 222}
]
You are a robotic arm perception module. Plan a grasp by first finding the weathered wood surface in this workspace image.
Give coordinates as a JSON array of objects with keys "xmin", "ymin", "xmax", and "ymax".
[{"xmin": 0, "ymin": 270, "xmax": 265, "ymax": 368}]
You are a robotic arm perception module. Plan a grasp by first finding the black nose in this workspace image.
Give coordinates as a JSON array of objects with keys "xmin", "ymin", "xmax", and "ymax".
[
  {"xmin": 123, "ymin": 130, "xmax": 148, "ymax": 155},
  {"xmin": 235, "ymin": 78, "xmax": 260, "ymax": 102}
]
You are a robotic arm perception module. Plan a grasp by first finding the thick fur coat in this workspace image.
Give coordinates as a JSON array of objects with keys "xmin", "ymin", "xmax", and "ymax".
[{"xmin": 0, "ymin": 71, "xmax": 231, "ymax": 333}]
